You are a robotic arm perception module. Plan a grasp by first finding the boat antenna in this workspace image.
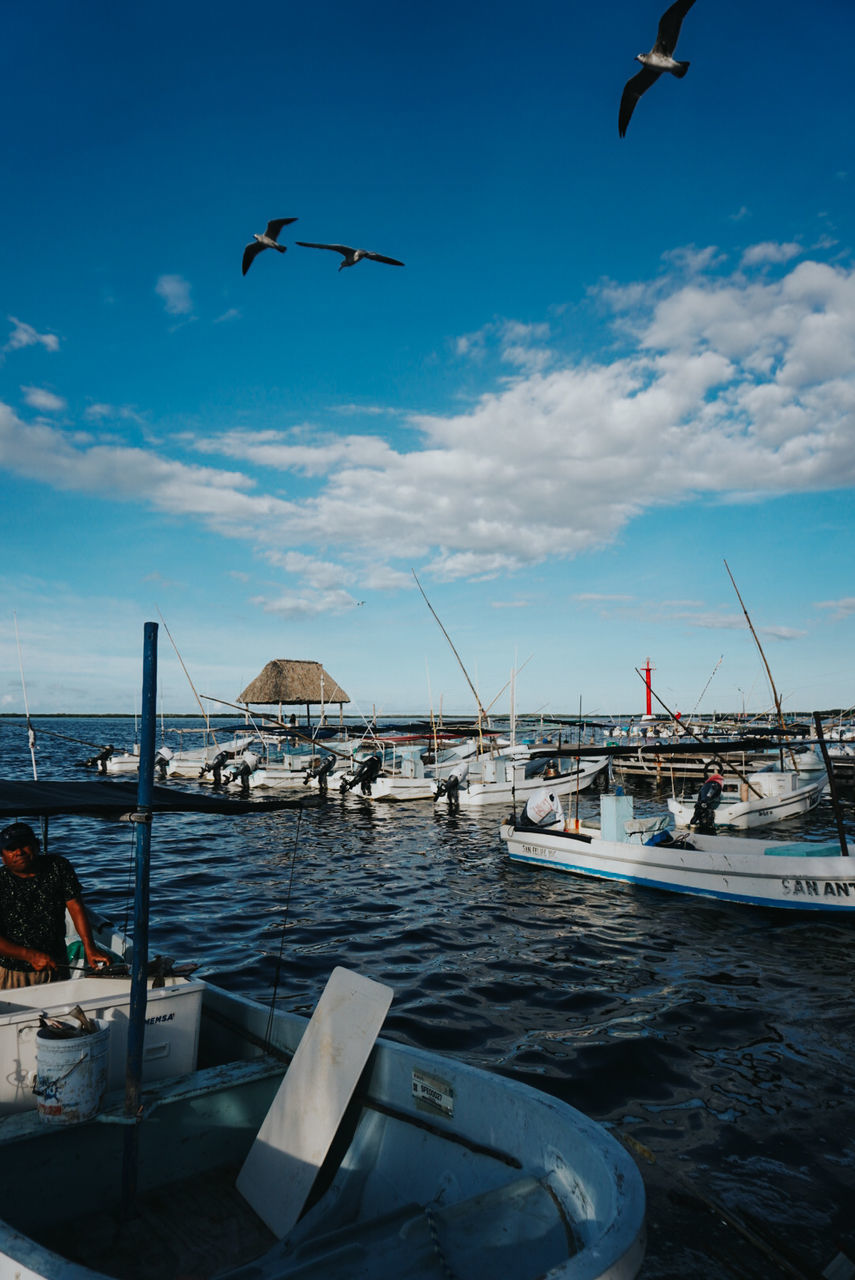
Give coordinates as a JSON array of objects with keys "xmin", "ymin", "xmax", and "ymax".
[
  {"xmin": 411, "ymin": 569, "xmax": 489, "ymax": 727},
  {"xmin": 690, "ymin": 655, "xmax": 723, "ymax": 721},
  {"xmin": 13, "ymin": 613, "xmax": 37, "ymax": 781}
]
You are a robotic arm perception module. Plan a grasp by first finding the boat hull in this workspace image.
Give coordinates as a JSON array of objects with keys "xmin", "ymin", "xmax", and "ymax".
[
  {"xmin": 502, "ymin": 823, "xmax": 855, "ymax": 911},
  {"xmin": 667, "ymin": 776, "xmax": 826, "ymax": 829}
]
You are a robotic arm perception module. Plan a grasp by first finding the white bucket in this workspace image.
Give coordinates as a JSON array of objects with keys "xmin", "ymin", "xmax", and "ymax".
[{"xmin": 34, "ymin": 1019, "xmax": 110, "ymax": 1123}]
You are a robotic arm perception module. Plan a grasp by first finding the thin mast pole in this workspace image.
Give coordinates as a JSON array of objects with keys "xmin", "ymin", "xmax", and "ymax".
[
  {"xmin": 813, "ymin": 713, "xmax": 849, "ymax": 857},
  {"xmin": 122, "ymin": 621, "xmax": 158, "ymax": 1217}
]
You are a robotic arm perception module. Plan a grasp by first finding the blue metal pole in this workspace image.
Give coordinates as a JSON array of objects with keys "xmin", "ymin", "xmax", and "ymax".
[{"xmin": 122, "ymin": 621, "xmax": 158, "ymax": 1214}]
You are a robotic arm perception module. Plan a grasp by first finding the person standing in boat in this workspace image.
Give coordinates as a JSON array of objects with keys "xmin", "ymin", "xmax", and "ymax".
[
  {"xmin": 518, "ymin": 787, "xmax": 565, "ymax": 831},
  {"xmin": 690, "ymin": 769, "xmax": 723, "ymax": 833},
  {"xmin": 0, "ymin": 822, "xmax": 113, "ymax": 990}
]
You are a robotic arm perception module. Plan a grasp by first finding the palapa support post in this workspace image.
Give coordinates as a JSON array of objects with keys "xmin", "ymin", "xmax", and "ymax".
[{"xmin": 121, "ymin": 620, "xmax": 158, "ymax": 1219}]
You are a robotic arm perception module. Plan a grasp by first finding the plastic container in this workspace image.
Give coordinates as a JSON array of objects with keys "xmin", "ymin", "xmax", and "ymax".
[
  {"xmin": 34, "ymin": 1019, "xmax": 110, "ymax": 1123},
  {"xmin": 0, "ymin": 975, "xmax": 204, "ymax": 1115}
]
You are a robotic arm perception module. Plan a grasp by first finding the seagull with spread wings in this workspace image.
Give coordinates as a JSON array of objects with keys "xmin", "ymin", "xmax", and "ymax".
[
  {"xmin": 242, "ymin": 218, "xmax": 298, "ymax": 276},
  {"xmin": 295, "ymin": 242, "xmax": 405, "ymax": 271},
  {"xmin": 619, "ymin": 0, "xmax": 696, "ymax": 138}
]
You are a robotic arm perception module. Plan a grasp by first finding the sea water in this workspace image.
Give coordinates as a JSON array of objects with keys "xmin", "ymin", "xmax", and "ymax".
[{"xmin": 1, "ymin": 715, "xmax": 853, "ymax": 1277}]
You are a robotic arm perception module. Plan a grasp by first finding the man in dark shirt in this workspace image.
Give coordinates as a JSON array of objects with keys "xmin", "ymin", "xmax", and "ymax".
[{"xmin": 0, "ymin": 822, "xmax": 113, "ymax": 989}]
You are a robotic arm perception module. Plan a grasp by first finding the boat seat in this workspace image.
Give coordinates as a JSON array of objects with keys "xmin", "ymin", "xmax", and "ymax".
[{"xmin": 229, "ymin": 1172, "xmax": 579, "ymax": 1279}]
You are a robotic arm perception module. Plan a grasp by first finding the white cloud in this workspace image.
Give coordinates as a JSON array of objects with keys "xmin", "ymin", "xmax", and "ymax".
[
  {"xmin": 815, "ymin": 597, "xmax": 855, "ymax": 620},
  {"xmin": 83, "ymin": 403, "xmax": 145, "ymax": 426},
  {"xmin": 5, "ymin": 317, "xmax": 60, "ymax": 353},
  {"xmin": 155, "ymin": 274, "xmax": 193, "ymax": 316},
  {"xmin": 4, "ymin": 251, "xmax": 855, "ymax": 613},
  {"xmin": 21, "ymin": 386, "xmax": 66, "ymax": 412},
  {"xmin": 740, "ymin": 241, "xmax": 802, "ymax": 268},
  {"xmin": 454, "ymin": 318, "xmax": 552, "ymax": 371}
]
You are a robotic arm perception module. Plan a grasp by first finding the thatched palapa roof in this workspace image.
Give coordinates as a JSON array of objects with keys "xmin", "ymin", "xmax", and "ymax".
[{"xmin": 238, "ymin": 659, "xmax": 349, "ymax": 707}]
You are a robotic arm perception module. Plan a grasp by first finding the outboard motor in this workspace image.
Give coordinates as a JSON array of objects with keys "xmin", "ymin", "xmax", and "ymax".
[
  {"xmin": 200, "ymin": 749, "xmax": 229, "ymax": 787},
  {"xmin": 304, "ymin": 753, "xmax": 336, "ymax": 793},
  {"xmin": 690, "ymin": 772, "xmax": 723, "ymax": 833},
  {"xmin": 153, "ymin": 745, "xmax": 174, "ymax": 780},
  {"xmin": 230, "ymin": 750, "xmax": 260, "ymax": 795},
  {"xmin": 84, "ymin": 745, "xmax": 114, "ymax": 773},
  {"xmin": 341, "ymin": 753, "xmax": 383, "ymax": 795},
  {"xmin": 436, "ymin": 763, "xmax": 469, "ymax": 810}
]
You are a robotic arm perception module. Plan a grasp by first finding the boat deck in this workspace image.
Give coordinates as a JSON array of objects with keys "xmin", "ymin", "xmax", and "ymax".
[{"xmin": 40, "ymin": 1163, "xmax": 275, "ymax": 1280}]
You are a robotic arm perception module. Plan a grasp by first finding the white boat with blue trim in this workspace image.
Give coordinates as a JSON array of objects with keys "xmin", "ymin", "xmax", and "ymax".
[{"xmin": 502, "ymin": 793, "xmax": 855, "ymax": 912}]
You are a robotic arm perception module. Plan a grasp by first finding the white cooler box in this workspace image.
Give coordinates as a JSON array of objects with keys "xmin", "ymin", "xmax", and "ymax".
[{"xmin": 0, "ymin": 975, "xmax": 205, "ymax": 1115}]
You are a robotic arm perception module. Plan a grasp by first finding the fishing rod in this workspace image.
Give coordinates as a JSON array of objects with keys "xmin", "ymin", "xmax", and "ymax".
[
  {"xmin": 200, "ymin": 694, "xmax": 356, "ymax": 762},
  {"xmin": 723, "ymin": 560, "xmax": 797, "ymax": 772},
  {"xmin": 411, "ymin": 569, "xmax": 489, "ymax": 727},
  {"xmin": 634, "ymin": 668, "xmax": 763, "ymax": 799},
  {"xmin": 157, "ymin": 609, "xmax": 212, "ymax": 741}
]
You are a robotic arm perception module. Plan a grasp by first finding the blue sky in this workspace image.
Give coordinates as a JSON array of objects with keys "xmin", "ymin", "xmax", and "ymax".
[{"xmin": 2, "ymin": 0, "xmax": 854, "ymax": 719}]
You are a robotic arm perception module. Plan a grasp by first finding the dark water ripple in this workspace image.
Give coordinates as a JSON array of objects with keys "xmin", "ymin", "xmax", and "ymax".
[{"xmin": 2, "ymin": 717, "xmax": 855, "ymax": 1277}]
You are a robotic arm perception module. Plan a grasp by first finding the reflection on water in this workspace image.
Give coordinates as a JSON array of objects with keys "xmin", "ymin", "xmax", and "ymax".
[{"xmin": 2, "ymin": 718, "xmax": 854, "ymax": 1276}]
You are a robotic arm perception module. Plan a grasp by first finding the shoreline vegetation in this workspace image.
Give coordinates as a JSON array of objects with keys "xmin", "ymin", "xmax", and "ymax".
[{"xmin": 0, "ymin": 710, "xmax": 849, "ymax": 720}]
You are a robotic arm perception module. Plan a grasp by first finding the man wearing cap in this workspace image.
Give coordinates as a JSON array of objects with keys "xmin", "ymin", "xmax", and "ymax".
[
  {"xmin": 690, "ymin": 769, "xmax": 724, "ymax": 834},
  {"xmin": 0, "ymin": 822, "xmax": 113, "ymax": 990}
]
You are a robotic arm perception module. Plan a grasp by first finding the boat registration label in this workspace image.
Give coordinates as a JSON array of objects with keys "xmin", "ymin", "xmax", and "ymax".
[{"xmin": 412, "ymin": 1068, "xmax": 454, "ymax": 1117}]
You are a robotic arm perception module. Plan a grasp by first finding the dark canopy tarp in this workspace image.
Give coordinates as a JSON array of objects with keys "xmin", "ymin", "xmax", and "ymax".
[{"xmin": 0, "ymin": 780, "xmax": 311, "ymax": 820}]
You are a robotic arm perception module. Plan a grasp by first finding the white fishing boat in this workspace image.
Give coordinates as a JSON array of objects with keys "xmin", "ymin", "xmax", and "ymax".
[
  {"xmin": 0, "ymin": 963, "xmax": 646, "ymax": 1280},
  {"xmin": 436, "ymin": 752, "xmax": 610, "ymax": 808},
  {"xmin": 0, "ymin": 720, "xmax": 646, "ymax": 1278},
  {"xmin": 667, "ymin": 762, "xmax": 827, "ymax": 830},
  {"xmin": 501, "ymin": 793, "xmax": 855, "ymax": 912}
]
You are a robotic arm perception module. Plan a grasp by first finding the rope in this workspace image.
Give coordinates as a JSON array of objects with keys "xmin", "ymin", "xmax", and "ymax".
[
  {"xmin": 424, "ymin": 1207, "xmax": 460, "ymax": 1280},
  {"xmin": 264, "ymin": 807, "xmax": 303, "ymax": 1050}
]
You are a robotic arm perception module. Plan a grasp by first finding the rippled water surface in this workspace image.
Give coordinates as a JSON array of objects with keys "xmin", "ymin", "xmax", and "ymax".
[{"xmin": 2, "ymin": 717, "xmax": 854, "ymax": 1278}]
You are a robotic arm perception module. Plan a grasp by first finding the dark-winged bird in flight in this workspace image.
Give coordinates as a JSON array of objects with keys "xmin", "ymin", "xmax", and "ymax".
[
  {"xmin": 242, "ymin": 218, "xmax": 298, "ymax": 275},
  {"xmin": 619, "ymin": 0, "xmax": 696, "ymax": 138},
  {"xmin": 295, "ymin": 243, "xmax": 405, "ymax": 271}
]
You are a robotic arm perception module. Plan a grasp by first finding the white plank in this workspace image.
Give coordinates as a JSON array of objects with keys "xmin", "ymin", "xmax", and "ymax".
[{"xmin": 235, "ymin": 966, "xmax": 393, "ymax": 1238}]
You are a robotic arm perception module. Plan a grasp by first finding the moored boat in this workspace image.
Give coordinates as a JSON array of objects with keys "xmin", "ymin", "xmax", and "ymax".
[
  {"xmin": 0, "ymin": 624, "xmax": 646, "ymax": 1278},
  {"xmin": 667, "ymin": 761, "xmax": 827, "ymax": 829},
  {"xmin": 501, "ymin": 793, "xmax": 855, "ymax": 911}
]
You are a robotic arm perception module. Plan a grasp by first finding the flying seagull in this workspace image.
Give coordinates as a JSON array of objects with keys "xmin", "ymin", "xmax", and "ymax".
[
  {"xmin": 242, "ymin": 218, "xmax": 298, "ymax": 276},
  {"xmin": 295, "ymin": 242, "xmax": 405, "ymax": 270},
  {"xmin": 619, "ymin": 0, "xmax": 696, "ymax": 138}
]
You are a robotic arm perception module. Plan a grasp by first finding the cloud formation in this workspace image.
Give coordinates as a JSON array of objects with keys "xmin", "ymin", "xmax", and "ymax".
[
  {"xmin": 5, "ymin": 317, "xmax": 60, "ymax": 353},
  {"xmin": 22, "ymin": 386, "xmax": 66, "ymax": 412},
  {"xmin": 155, "ymin": 274, "xmax": 193, "ymax": 316},
  {"xmin": 3, "ymin": 246, "xmax": 855, "ymax": 615}
]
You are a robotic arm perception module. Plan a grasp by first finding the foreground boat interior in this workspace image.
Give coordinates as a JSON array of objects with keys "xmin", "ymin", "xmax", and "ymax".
[{"xmin": 0, "ymin": 973, "xmax": 646, "ymax": 1280}]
